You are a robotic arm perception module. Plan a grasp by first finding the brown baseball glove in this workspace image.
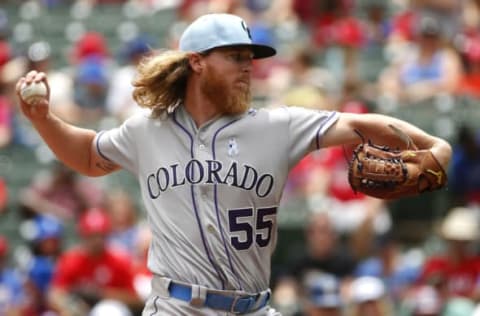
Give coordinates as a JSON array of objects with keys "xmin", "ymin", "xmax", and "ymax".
[{"xmin": 348, "ymin": 125, "xmax": 447, "ymax": 200}]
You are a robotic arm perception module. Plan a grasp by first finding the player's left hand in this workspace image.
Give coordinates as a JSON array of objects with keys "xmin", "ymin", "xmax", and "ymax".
[{"xmin": 348, "ymin": 126, "xmax": 447, "ymax": 200}]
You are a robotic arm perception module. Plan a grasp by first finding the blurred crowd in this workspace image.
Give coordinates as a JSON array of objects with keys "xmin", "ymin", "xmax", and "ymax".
[{"xmin": 1, "ymin": 0, "xmax": 480, "ymax": 315}]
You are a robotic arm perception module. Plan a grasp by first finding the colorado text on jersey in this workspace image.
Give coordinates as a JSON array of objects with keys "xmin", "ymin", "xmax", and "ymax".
[{"xmin": 146, "ymin": 159, "xmax": 274, "ymax": 199}]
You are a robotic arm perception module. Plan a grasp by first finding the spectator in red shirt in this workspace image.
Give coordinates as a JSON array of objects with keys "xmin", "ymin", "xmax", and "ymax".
[
  {"xmin": 47, "ymin": 208, "xmax": 142, "ymax": 316},
  {"xmin": 419, "ymin": 207, "xmax": 480, "ymax": 300},
  {"xmin": 291, "ymin": 0, "xmax": 363, "ymax": 83}
]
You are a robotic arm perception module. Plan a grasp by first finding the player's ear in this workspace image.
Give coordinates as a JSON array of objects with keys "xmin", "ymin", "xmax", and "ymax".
[{"xmin": 188, "ymin": 53, "xmax": 204, "ymax": 73}]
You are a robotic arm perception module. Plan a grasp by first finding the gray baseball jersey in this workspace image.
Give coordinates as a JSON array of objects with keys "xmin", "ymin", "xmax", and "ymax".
[{"xmin": 95, "ymin": 105, "xmax": 339, "ymax": 294}]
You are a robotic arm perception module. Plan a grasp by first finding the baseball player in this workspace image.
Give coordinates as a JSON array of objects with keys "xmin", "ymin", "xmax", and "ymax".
[{"xmin": 16, "ymin": 13, "xmax": 451, "ymax": 315}]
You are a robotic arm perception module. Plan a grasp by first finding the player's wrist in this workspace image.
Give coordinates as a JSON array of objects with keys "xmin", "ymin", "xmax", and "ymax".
[{"xmin": 29, "ymin": 109, "xmax": 55, "ymax": 126}]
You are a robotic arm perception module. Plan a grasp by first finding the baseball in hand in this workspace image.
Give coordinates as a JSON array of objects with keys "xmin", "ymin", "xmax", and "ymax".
[{"xmin": 20, "ymin": 81, "xmax": 48, "ymax": 105}]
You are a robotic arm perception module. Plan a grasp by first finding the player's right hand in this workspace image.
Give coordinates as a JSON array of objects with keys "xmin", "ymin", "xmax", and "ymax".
[{"xmin": 15, "ymin": 70, "xmax": 51, "ymax": 121}]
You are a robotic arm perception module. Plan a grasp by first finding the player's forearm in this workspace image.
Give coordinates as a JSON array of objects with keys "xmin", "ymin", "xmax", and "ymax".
[
  {"xmin": 361, "ymin": 114, "xmax": 452, "ymax": 168},
  {"xmin": 326, "ymin": 113, "xmax": 452, "ymax": 168},
  {"xmin": 349, "ymin": 114, "xmax": 433, "ymax": 146},
  {"xmin": 30, "ymin": 112, "xmax": 96, "ymax": 176}
]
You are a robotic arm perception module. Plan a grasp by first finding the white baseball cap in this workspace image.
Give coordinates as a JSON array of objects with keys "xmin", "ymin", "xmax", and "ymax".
[
  {"xmin": 441, "ymin": 207, "xmax": 479, "ymax": 241},
  {"xmin": 350, "ymin": 276, "xmax": 385, "ymax": 303},
  {"xmin": 179, "ymin": 13, "xmax": 276, "ymax": 59}
]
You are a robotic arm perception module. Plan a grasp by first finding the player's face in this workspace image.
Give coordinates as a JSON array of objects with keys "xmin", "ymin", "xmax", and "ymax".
[{"xmin": 200, "ymin": 47, "xmax": 253, "ymax": 115}]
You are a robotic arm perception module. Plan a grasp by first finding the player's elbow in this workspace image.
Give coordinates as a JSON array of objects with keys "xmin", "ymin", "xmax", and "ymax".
[
  {"xmin": 439, "ymin": 137, "xmax": 452, "ymax": 155},
  {"xmin": 84, "ymin": 162, "xmax": 120, "ymax": 177},
  {"xmin": 431, "ymin": 137, "xmax": 452, "ymax": 170},
  {"xmin": 87, "ymin": 140, "xmax": 120, "ymax": 177},
  {"xmin": 84, "ymin": 169, "xmax": 110, "ymax": 178}
]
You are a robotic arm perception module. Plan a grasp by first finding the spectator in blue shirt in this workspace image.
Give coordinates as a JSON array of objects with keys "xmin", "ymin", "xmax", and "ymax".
[{"xmin": 0, "ymin": 235, "xmax": 27, "ymax": 315}]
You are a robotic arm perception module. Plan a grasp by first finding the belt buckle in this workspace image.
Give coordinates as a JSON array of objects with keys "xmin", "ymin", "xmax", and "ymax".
[
  {"xmin": 230, "ymin": 296, "xmax": 241, "ymax": 314},
  {"xmin": 230, "ymin": 295, "xmax": 256, "ymax": 314}
]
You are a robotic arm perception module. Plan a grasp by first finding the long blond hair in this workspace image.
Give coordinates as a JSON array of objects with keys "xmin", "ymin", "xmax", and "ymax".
[{"xmin": 132, "ymin": 50, "xmax": 190, "ymax": 118}]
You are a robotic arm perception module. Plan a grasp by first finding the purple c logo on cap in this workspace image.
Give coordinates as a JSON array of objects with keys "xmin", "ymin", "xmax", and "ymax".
[{"xmin": 241, "ymin": 20, "xmax": 252, "ymax": 40}]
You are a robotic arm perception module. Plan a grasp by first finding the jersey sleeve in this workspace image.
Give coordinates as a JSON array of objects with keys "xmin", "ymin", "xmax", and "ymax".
[
  {"xmin": 94, "ymin": 114, "xmax": 145, "ymax": 175},
  {"xmin": 285, "ymin": 106, "xmax": 339, "ymax": 168}
]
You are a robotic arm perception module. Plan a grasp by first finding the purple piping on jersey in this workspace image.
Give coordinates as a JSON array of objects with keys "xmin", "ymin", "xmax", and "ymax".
[
  {"xmin": 211, "ymin": 118, "xmax": 244, "ymax": 290},
  {"xmin": 172, "ymin": 112, "xmax": 226, "ymax": 289},
  {"xmin": 95, "ymin": 131, "xmax": 112, "ymax": 161},
  {"xmin": 149, "ymin": 296, "xmax": 160, "ymax": 316},
  {"xmin": 315, "ymin": 111, "xmax": 339, "ymax": 150},
  {"xmin": 172, "ymin": 113, "xmax": 194, "ymax": 158}
]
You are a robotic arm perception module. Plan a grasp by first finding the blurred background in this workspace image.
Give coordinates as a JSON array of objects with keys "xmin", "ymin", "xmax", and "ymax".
[{"xmin": 1, "ymin": 0, "xmax": 480, "ymax": 315}]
